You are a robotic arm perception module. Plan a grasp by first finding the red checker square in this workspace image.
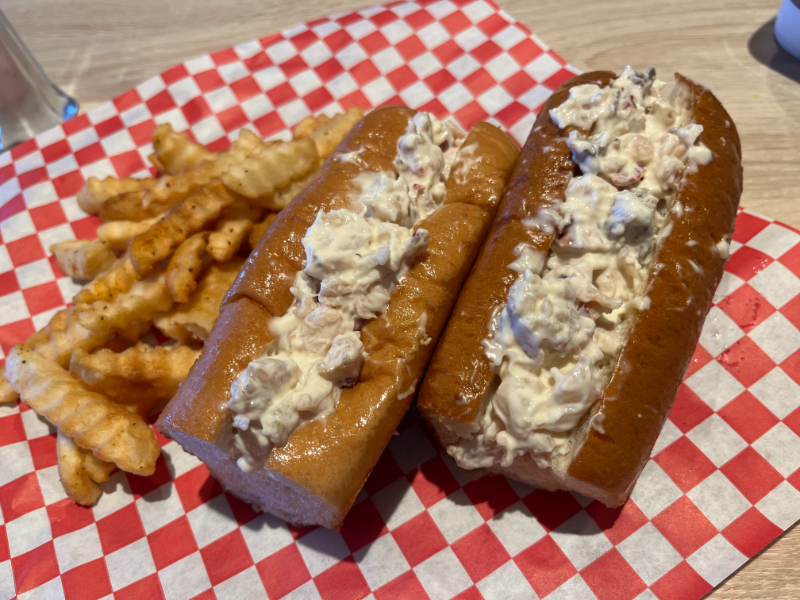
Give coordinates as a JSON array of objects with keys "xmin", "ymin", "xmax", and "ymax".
[
  {"xmin": 63, "ymin": 112, "xmax": 90, "ymax": 135},
  {"xmin": 785, "ymin": 405, "xmax": 800, "ymax": 437},
  {"xmin": 194, "ymin": 69, "xmax": 226, "ymax": 93},
  {"xmin": 205, "ymin": 136, "xmax": 231, "ymax": 153},
  {"xmin": 454, "ymin": 100, "xmax": 490, "ymax": 131},
  {"xmin": 280, "ymin": 55, "xmax": 310, "ymax": 79},
  {"xmin": 217, "ymin": 105, "xmax": 249, "ymax": 133},
  {"xmin": 732, "ymin": 212, "xmax": 770, "ymax": 244},
  {"xmin": 23, "ymin": 281, "xmax": 67, "ymax": 317},
  {"xmin": 146, "ymin": 89, "xmax": 178, "ymax": 116},
  {"xmin": 653, "ymin": 436, "xmax": 717, "ymax": 492},
  {"xmin": 544, "ymin": 68, "xmax": 578, "ymax": 91},
  {"xmin": 351, "ymin": 59, "xmax": 381, "ymax": 86},
  {"xmin": 335, "ymin": 12, "xmax": 360, "ymax": 26},
  {"xmin": 230, "ymin": 76, "xmax": 261, "ymax": 102},
  {"xmin": 668, "ymin": 384, "xmax": 714, "ymax": 434},
  {"xmin": 94, "ymin": 115, "xmax": 124, "ymax": 138},
  {"xmin": 721, "ymin": 446, "xmax": 783, "ymax": 504},
  {"xmin": 463, "ymin": 475, "xmax": 518, "ymax": 520},
  {"xmin": 453, "ymin": 588, "xmax": 481, "ymax": 600},
  {"xmin": 17, "ymin": 166, "xmax": 48, "ymax": 190},
  {"xmin": 127, "ymin": 453, "xmax": 173, "ymax": 499},
  {"xmin": 397, "ymin": 35, "xmax": 426, "ymax": 61},
  {"xmin": 717, "ymin": 284, "xmax": 776, "ymax": 333},
  {"xmin": 782, "ymin": 296, "xmax": 800, "ymax": 338},
  {"xmin": 650, "ymin": 561, "xmax": 712, "ymax": 600},
  {"xmin": 375, "ymin": 570, "xmax": 430, "ymax": 600},
  {"xmin": 451, "ymin": 523, "xmax": 511, "ymax": 582},
  {"xmin": 406, "ymin": 8, "xmax": 435, "ymax": 30},
  {"xmin": 253, "ymin": 112, "xmax": 286, "ymax": 140},
  {"xmin": 392, "ymin": 511, "xmax": 448, "ymax": 567},
  {"xmin": 257, "ymin": 543, "xmax": 312, "ymax": 599},
  {"xmin": 778, "ymin": 240, "xmax": 800, "ymax": 280},
  {"xmin": 201, "ymin": 529, "xmax": 254, "ymax": 586},
  {"xmin": 28, "ymin": 434, "xmax": 57, "ymax": 470},
  {"xmin": 0, "ymin": 524, "xmax": 9, "ymax": 562},
  {"xmin": 61, "ymin": 558, "xmax": 112, "ymax": 600},
  {"xmin": 162, "ymin": 64, "xmax": 190, "ymax": 85},
  {"xmin": 433, "ymin": 39, "xmax": 463, "ymax": 66},
  {"xmin": 471, "ymin": 40, "xmax": 503, "ymax": 64},
  {"xmin": 788, "ymin": 467, "xmax": 800, "ymax": 492},
  {"xmin": 304, "ymin": 87, "xmax": 335, "ymax": 113},
  {"xmin": 181, "ymin": 96, "xmax": 213, "ymax": 125},
  {"xmin": 52, "ymin": 169, "xmax": 85, "ymax": 200},
  {"xmin": 97, "ymin": 503, "xmax": 145, "ymax": 554},
  {"xmin": 290, "ymin": 29, "xmax": 318, "ymax": 51},
  {"xmin": 40, "ymin": 139, "xmax": 71, "ymax": 164},
  {"xmin": 462, "ymin": 67, "xmax": 495, "ymax": 96},
  {"xmin": 46, "ymin": 497, "xmax": 94, "ymax": 539},
  {"xmin": 508, "ymin": 38, "xmax": 544, "ymax": 68},
  {"xmin": 502, "ymin": 70, "xmax": 537, "ymax": 98},
  {"xmin": 30, "ymin": 202, "xmax": 68, "ymax": 231},
  {"xmin": 585, "ymin": 499, "xmax": 648, "ymax": 545},
  {"xmin": 725, "ymin": 246, "xmax": 773, "ymax": 282},
  {"xmin": 0, "ymin": 193, "xmax": 24, "ymax": 224},
  {"xmin": 74, "ymin": 141, "xmax": 106, "ymax": 166},
  {"xmin": 515, "ymin": 535, "xmax": 577, "ymax": 598},
  {"xmin": 0, "ymin": 163, "xmax": 14, "ymax": 186},
  {"xmin": 288, "ymin": 522, "xmax": 318, "ymax": 540},
  {"xmin": 477, "ymin": 14, "xmax": 509, "ymax": 37},
  {"xmin": 148, "ymin": 516, "xmax": 199, "ymax": 570},
  {"xmin": 493, "ymin": 102, "xmax": 529, "ymax": 131},
  {"xmin": 116, "ymin": 573, "xmax": 166, "ymax": 600},
  {"xmin": 0, "ymin": 270, "xmax": 20, "ymax": 295},
  {"xmin": 211, "ymin": 47, "xmax": 238, "ymax": 66},
  {"xmin": 441, "ymin": 10, "xmax": 471, "ymax": 35},
  {"xmin": 340, "ymin": 498, "xmax": 389, "ymax": 553},
  {"xmin": 314, "ymin": 557, "xmax": 371, "ymax": 600},
  {"xmin": 417, "ymin": 99, "xmax": 448, "ymax": 120},
  {"xmin": 424, "ymin": 69, "xmax": 457, "ymax": 95},
  {"xmin": 722, "ymin": 506, "xmax": 783, "ymax": 558},
  {"xmin": 0, "ymin": 320, "xmax": 36, "ymax": 356},
  {"xmin": 12, "ymin": 540, "xmax": 59, "ymax": 594},
  {"xmin": 581, "ymin": 548, "xmax": 646, "ymax": 600},
  {"xmin": 315, "ymin": 57, "xmax": 345, "ymax": 82},
  {"xmin": 175, "ymin": 463, "xmax": 223, "ymax": 512},
  {"xmin": 386, "ymin": 65, "xmax": 416, "ymax": 92},
  {"xmin": 365, "ymin": 449, "xmax": 404, "ymax": 495},
  {"xmin": 407, "ymin": 455, "xmax": 460, "ymax": 508},
  {"xmin": 522, "ymin": 489, "xmax": 583, "ymax": 532},
  {"xmin": 225, "ymin": 491, "xmax": 261, "ymax": 526},
  {"xmin": 340, "ymin": 90, "xmax": 373, "ymax": 111},
  {"xmin": 718, "ymin": 391, "xmax": 779, "ymax": 444},
  {"xmin": 113, "ymin": 88, "xmax": 143, "ymax": 112},
  {"xmin": 71, "ymin": 215, "xmax": 102, "ymax": 240},
  {"xmin": 10, "ymin": 137, "xmax": 38, "ymax": 160},
  {"xmin": 369, "ymin": 9, "xmax": 397, "ymax": 27},
  {"xmin": 651, "ymin": 496, "xmax": 717, "ymax": 558},
  {"xmin": 361, "ymin": 31, "xmax": 390, "ymax": 54},
  {"xmin": 128, "ymin": 119, "xmax": 157, "ymax": 147},
  {"xmin": 189, "ymin": 591, "xmax": 216, "ymax": 600},
  {"xmin": 324, "ymin": 29, "xmax": 353, "ymax": 53},
  {"xmin": 380, "ymin": 94, "xmax": 405, "ymax": 109},
  {"xmin": 267, "ymin": 81, "xmax": 298, "ymax": 107},
  {"xmin": 244, "ymin": 51, "xmax": 273, "ymax": 74},
  {"xmin": 0, "ymin": 413, "xmax": 25, "ymax": 446}
]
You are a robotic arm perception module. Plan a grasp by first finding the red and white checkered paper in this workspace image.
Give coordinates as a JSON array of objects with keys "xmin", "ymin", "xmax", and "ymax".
[{"xmin": 1, "ymin": 0, "xmax": 799, "ymax": 598}]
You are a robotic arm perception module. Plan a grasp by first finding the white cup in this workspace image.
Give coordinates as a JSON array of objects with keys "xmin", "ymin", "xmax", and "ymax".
[{"xmin": 775, "ymin": 0, "xmax": 800, "ymax": 59}]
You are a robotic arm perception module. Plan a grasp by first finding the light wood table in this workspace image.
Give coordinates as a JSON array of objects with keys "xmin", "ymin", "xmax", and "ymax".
[{"xmin": 4, "ymin": 0, "xmax": 799, "ymax": 597}]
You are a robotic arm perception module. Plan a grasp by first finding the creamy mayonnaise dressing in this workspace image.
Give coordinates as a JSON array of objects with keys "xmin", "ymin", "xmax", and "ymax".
[
  {"xmin": 451, "ymin": 67, "xmax": 712, "ymax": 470},
  {"xmin": 229, "ymin": 113, "xmax": 465, "ymax": 472}
]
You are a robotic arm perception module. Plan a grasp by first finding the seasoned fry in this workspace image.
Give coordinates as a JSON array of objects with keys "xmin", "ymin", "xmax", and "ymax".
[
  {"xmin": 207, "ymin": 199, "xmax": 263, "ymax": 262},
  {"xmin": 307, "ymin": 107, "xmax": 365, "ymax": 159},
  {"xmin": 1, "ymin": 367, "xmax": 19, "ymax": 404},
  {"xmin": 77, "ymin": 176, "xmax": 157, "ymax": 215},
  {"xmin": 128, "ymin": 180, "xmax": 239, "ymax": 274},
  {"xmin": 293, "ymin": 114, "xmax": 332, "ymax": 139},
  {"xmin": 150, "ymin": 123, "xmax": 218, "ymax": 175},
  {"xmin": 213, "ymin": 129, "xmax": 268, "ymax": 173},
  {"xmin": 28, "ymin": 307, "xmax": 109, "ymax": 368},
  {"xmin": 6, "ymin": 345, "xmax": 160, "ymax": 475},
  {"xmin": 97, "ymin": 217, "xmax": 160, "ymax": 252},
  {"xmin": 74, "ymin": 254, "xmax": 139, "ymax": 304},
  {"xmin": 57, "ymin": 431, "xmax": 115, "ymax": 506},
  {"xmin": 51, "ymin": 240, "xmax": 116, "ymax": 281},
  {"xmin": 260, "ymin": 166, "xmax": 319, "ymax": 211},
  {"xmin": 154, "ymin": 258, "xmax": 244, "ymax": 343},
  {"xmin": 70, "ymin": 344, "xmax": 200, "ymax": 411},
  {"xmin": 166, "ymin": 233, "xmax": 211, "ymax": 303},
  {"xmin": 248, "ymin": 212, "xmax": 279, "ymax": 250}
]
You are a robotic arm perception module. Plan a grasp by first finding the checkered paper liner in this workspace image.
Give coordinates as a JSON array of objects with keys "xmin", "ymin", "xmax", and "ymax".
[{"xmin": 1, "ymin": 0, "xmax": 800, "ymax": 598}]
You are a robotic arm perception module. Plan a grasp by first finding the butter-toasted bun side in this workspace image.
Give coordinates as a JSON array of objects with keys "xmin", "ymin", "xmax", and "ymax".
[
  {"xmin": 418, "ymin": 70, "xmax": 743, "ymax": 507},
  {"xmin": 157, "ymin": 106, "xmax": 519, "ymax": 528}
]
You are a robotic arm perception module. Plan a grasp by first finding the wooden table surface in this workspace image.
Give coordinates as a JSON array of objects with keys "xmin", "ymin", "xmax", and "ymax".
[{"xmin": 4, "ymin": 0, "xmax": 799, "ymax": 597}]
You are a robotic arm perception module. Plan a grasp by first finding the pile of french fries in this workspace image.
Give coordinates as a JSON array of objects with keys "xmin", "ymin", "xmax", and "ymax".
[{"xmin": 0, "ymin": 108, "xmax": 364, "ymax": 506}]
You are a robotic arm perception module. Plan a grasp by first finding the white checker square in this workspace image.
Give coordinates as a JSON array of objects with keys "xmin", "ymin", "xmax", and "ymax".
[
  {"xmin": 362, "ymin": 77, "xmax": 397, "ymax": 107},
  {"xmin": 441, "ymin": 454, "xmax": 474, "ymax": 487},
  {"xmin": 517, "ymin": 84, "xmax": 551, "ymax": 112},
  {"xmin": 61, "ymin": 195, "xmax": 87, "ymax": 221},
  {"xmin": 409, "ymin": 53, "xmax": 442, "ymax": 80},
  {"xmin": 91, "ymin": 471, "xmax": 135, "ymax": 521},
  {"xmin": 617, "ymin": 523, "xmax": 682, "ymax": 585},
  {"xmin": 371, "ymin": 478, "xmax": 425, "ymax": 529},
  {"xmin": 415, "ymin": 547, "xmax": 472, "ymax": 600},
  {"xmin": 545, "ymin": 574, "xmax": 597, "ymax": 600},
  {"xmin": 296, "ymin": 527, "xmax": 350, "ymax": 577},
  {"xmin": 54, "ymin": 523, "xmax": 103, "ymax": 573},
  {"xmin": 0, "ymin": 245, "xmax": 11, "ymax": 273},
  {"xmin": 712, "ymin": 271, "xmax": 745, "ymax": 304},
  {"xmin": 0, "ymin": 402, "xmax": 18, "ymax": 418},
  {"xmin": 685, "ymin": 360, "xmax": 745, "ymax": 411},
  {"xmin": 439, "ymin": 82, "xmax": 472, "ymax": 113},
  {"xmin": 493, "ymin": 25, "xmax": 527, "ymax": 51},
  {"xmin": 336, "ymin": 43, "xmax": 369, "ymax": 70},
  {"xmin": 267, "ymin": 40, "xmax": 298, "ymax": 64},
  {"xmin": 525, "ymin": 53, "xmax": 561, "ymax": 81},
  {"xmin": 254, "ymin": 65, "xmax": 287, "ymax": 91},
  {"xmin": 187, "ymin": 494, "xmax": 237, "ymax": 548},
  {"xmin": 382, "ymin": 20, "xmax": 414, "ymax": 45},
  {"xmin": 0, "ymin": 560, "xmax": 14, "ymax": 600},
  {"xmin": 300, "ymin": 41, "xmax": 333, "ymax": 68},
  {"xmin": 159, "ymin": 552, "xmax": 212, "ymax": 600},
  {"xmin": 37, "ymin": 466, "xmax": 69, "ymax": 506},
  {"xmin": 0, "ymin": 178, "xmax": 21, "ymax": 207},
  {"xmin": 353, "ymin": 533, "xmax": 410, "ymax": 590},
  {"xmin": 687, "ymin": 534, "xmax": 747, "ymax": 587},
  {"xmin": 454, "ymin": 27, "xmax": 488, "ymax": 52},
  {"xmin": 121, "ymin": 103, "xmax": 153, "ymax": 127},
  {"xmin": 68, "ymin": 127, "xmax": 100, "ymax": 153},
  {"xmin": 79, "ymin": 157, "xmax": 115, "ymax": 180},
  {"xmin": 652, "ymin": 419, "xmax": 683, "ymax": 456},
  {"xmin": 168, "ymin": 77, "xmax": 201, "ymax": 105},
  {"xmin": 686, "ymin": 414, "xmax": 747, "ymax": 467},
  {"xmin": 313, "ymin": 21, "xmax": 342, "ymax": 38},
  {"xmin": 0, "ymin": 441, "xmax": 34, "ymax": 487},
  {"xmin": 698, "ymin": 306, "xmax": 744, "ymax": 357},
  {"xmin": 45, "ymin": 155, "xmax": 79, "ymax": 180},
  {"xmin": 16, "ymin": 577, "xmax": 63, "ymax": 600},
  {"xmin": 477, "ymin": 560, "xmax": 534, "ymax": 600},
  {"xmin": 509, "ymin": 112, "xmax": 536, "ymax": 146},
  {"xmin": 56, "ymin": 277, "xmax": 83, "ymax": 305},
  {"xmin": 36, "ymin": 127, "xmax": 66, "ymax": 148},
  {"xmin": 100, "ymin": 129, "xmax": 136, "ymax": 156},
  {"xmin": 6, "ymin": 507, "xmax": 51, "ymax": 557},
  {"xmin": 291, "ymin": 70, "xmax": 323, "ymax": 96},
  {"xmin": 400, "ymin": 82, "xmax": 434, "ymax": 110},
  {"xmin": 31, "ymin": 307, "xmax": 59, "ymax": 332},
  {"xmin": 240, "ymin": 512, "xmax": 295, "ymax": 563},
  {"xmin": 191, "ymin": 116, "xmax": 225, "ymax": 145},
  {"xmin": 136, "ymin": 483, "xmax": 186, "ymax": 534},
  {"xmin": 427, "ymin": 490, "xmax": 484, "ymax": 543},
  {"xmin": 550, "ymin": 511, "xmax": 613, "ymax": 571},
  {"xmin": 185, "ymin": 55, "xmax": 215, "ymax": 74},
  {"xmin": 756, "ymin": 481, "xmax": 800, "ymax": 529},
  {"xmin": 205, "ymin": 87, "xmax": 239, "ymax": 114},
  {"xmin": 448, "ymin": 54, "xmax": 480, "ymax": 80},
  {"xmin": 485, "ymin": 53, "xmax": 520, "ymax": 82},
  {"xmin": 277, "ymin": 100, "xmax": 310, "ymax": 128},
  {"xmin": 390, "ymin": 2, "xmax": 421, "ymax": 17},
  {"xmin": 749, "ymin": 313, "xmax": 800, "ymax": 364},
  {"xmin": 463, "ymin": 0, "xmax": 494, "ymax": 22},
  {"xmin": 752, "ymin": 422, "xmax": 800, "ymax": 477},
  {"xmin": 282, "ymin": 581, "xmax": 322, "ymax": 600},
  {"xmin": 345, "ymin": 19, "xmax": 377, "ymax": 41},
  {"xmin": 628, "ymin": 461, "xmax": 683, "ymax": 519},
  {"xmin": 154, "ymin": 108, "xmax": 190, "ymax": 131},
  {"xmin": 0, "ymin": 148, "xmax": 10, "ymax": 167},
  {"xmin": 750, "ymin": 261, "xmax": 800, "ymax": 309},
  {"xmin": 136, "ymin": 76, "xmax": 166, "ymax": 101},
  {"xmin": 161, "ymin": 441, "xmax": 202, "ymax": 479},
  {"xmin": 241, "ymin": 95, "xmax": 275, "ymax": 122},
  {"xmin": 730, "ymin": 239, "xmax": 743, "ymax": 255},
  {"xmin": 750, "ymin": 367, "xmax": 800, "ymax": 419},
  {"xmin": 234, "ymin": 40, "xmax": 263, "ymax": 60},
  {"xmin": 285, "ymin": 24, "xmax": 309, "ymax": 38},
  {"xmin": 747, "ymin": 223, "xmax": 800, "ymax": 259},
  {"xmin": 22, "ymin": 408, "xmax": 56, "ymax": 439},
  {"xmin": 571, "ymin": 492, "xmax": 594, "ymax": 508},
  {"xmin": 21, "ymin": 180, "xmax": 56, "ymax": 210},
  {"xmin": 16, "ymin": 259, "xmax": 55, "ymax": 290},
  {"xmin": 1, "ymin": 210, "xmax": 35, "ymax": 242},
  {"xmin": 686, "ymin": 471, "xmax": 750, "ymax": 529},
  {"xmin": 428, "ymin": 0, "xmax": 459, "ymax": 19},
  {"xmin": 327, "ymin": 72, "xmax": 359, "ymax": 99},
  {"xmin": 488, "ymin": 502, "xmax": 546, "ymax": 556},
  {"xmin": 0, "ymin": 291, "xmax": 30, "ymax": 325},
  {"xmin": 372, "ymin": 48, "xmax": 405, "ymax": 75},
  {"xmin": 478, "ymin": 85, "xmax": 513, "ymax": 113},
  {"xmin": 418, "ymin": 23, "xmax": 450, "ymax": 50},
  {"xmin": 14, "ymin": 151, "xmax": 45, "ymax": 175},
  {"xmin": 633, "ymin": 592, "xmax": 659, "ymax": 600},
  {"xmin": 218, "ymin": 61, "xmax": 249, "ymax": 85},
  {"xmin": 86, "ymin": 101, "xmax": 118, "ymax": 125},
  {"xmin": 214, "ymin": 566, "xmax": 268, "ymax": 600}
]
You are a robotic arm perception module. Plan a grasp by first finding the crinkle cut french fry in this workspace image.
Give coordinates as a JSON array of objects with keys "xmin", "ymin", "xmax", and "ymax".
[
  {"xmin": 213, "ymin": 129, "xmax": 270, "ymax": 173},
  {"xmin": 151, "ymin": 123, "xmax": 218, "ymax": 175},
  {"xmin": 307, "ymin": 107, "xmax": 365, "ymax": 159},
  {"xmin": 1, "ymin": 366, "xmax": 19, "ymax": 404},
  {"xmin": 128, "ymin": 179, "xmax": 239, "ymax": 275},
  {"xmin": 258, "ymin": 166, "xmax": 319, "ymax": 211},
  {"xmin": 77, "ymin": 176, "xmax": 157, "ymax": 215},
  {"xmin": 57, "ymin": 431, "xmax": 115, "ymax": 506},
  {"xmin": 51, "ymin": 240, "xmax": 116, "ymax": 281},
  {"xmin": 5, "ymin": 345, "xmax": 160, "ymax": 475},
  {"xmin": 248, "ymin": 212, "xmax": 279, "ymax": 250},
  {"xmin": 293, "ymin": 114, "xmax": 332, "ymax": 140},
  {"xmin": 207, "ymin": 199, "xmax": 263, "ymax": 262},
  {"xmin": 74, "ymin": 254, "xmax": 139, "ymax": 305},
  {"xmin": 28, "ymin": 307, "xmax": 110, "ymax": 368},
  {"xmin": 97, "ymin": 217, "xmax": 160, "ymax": 252},
  {"xmin": 166, "ymin": 233, "xmax": 211, "ymax": 303}
]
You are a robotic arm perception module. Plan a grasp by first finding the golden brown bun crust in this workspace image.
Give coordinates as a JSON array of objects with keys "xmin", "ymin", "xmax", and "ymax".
[
  {"xmin": 417, "ymin": 72, "xmax": 615, "ymax": 428},
  {"xmin": 567, "ymin": 73, "xmax": 743, "ymax": 503}
]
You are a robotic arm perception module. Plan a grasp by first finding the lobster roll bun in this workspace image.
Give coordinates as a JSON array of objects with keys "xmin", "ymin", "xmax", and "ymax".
[
  {"xmin": 157, "ymin": 106, "xmax": 519, "ymax": 529},
  {"xmin": 418, "ymin": 69, "xmax": 743, "ymax": 507}
]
